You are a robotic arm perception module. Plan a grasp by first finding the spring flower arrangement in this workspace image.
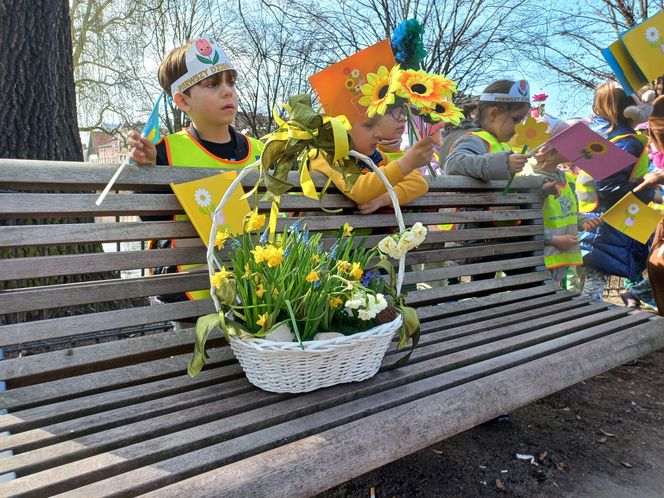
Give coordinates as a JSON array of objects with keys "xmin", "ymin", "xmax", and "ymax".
[
  {"xmin": 188, "ymin": 216, "xmax": 426, "ymax": 378},
  {"xmin": 357, "ymin": 19, "xmax": 463, "ymax": 177}
]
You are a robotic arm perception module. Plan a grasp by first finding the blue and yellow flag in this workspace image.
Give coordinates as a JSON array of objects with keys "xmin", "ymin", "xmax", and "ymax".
[{"xmin": 141, "ymin": 92, "xmax": 163, "ymax": 143}]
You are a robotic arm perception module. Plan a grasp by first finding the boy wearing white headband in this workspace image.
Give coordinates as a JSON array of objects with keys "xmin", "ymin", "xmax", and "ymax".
[
  {"xmin": 444, "ymin": 79, "xmax": 530, "ymax": 180},
  {"xmin": 129, "ymin": 38, "xmax": 263, "ymax": 305},
  {"xmin": 129, "ymin": 37, "xmax": 262, "ymax": 168}
]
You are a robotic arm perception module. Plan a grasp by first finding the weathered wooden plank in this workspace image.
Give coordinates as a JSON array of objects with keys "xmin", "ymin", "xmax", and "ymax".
[
  {"xmin": 1, "ymin": 272, "xmax": 210, "ymax": 313},
  {"xmin": 406, "ymin": 272, "xmax": 552, "ymax": 306},
  {"xmin": 0, "ymin": 159, "xmax": 544, "ymax": 191},
  {"xmin": 0, "ymin": 192, "xmax": 544, "ymax": 218},
  {"xmin": 0, "ymin": 211, "xmax": 542, "ymax": 249},
  {"xmin": 0, "ymin": 221, "xmax": 198, "ymax": 248},
  {"xmin": 0, "ymin": 299, "xmax": 212, "ymax": 350},
  {"xmin": 0, "ymin": 247, "xmax": 207, "ymax": 281},
  {"xmin": 407, "ymin": 240, "xmax": 544, "ymax": 265},
  {"xmin": 6, "ymin": 311, "xmax": 650, "ymax": 497},
  {"xmin": 0, "ymin": 226, "xmax": 543, "ymax": 280},
  {"xmin": 403, "ymin": 255, "xmax": 544, "ymax": 285},
  {"xmin": 142, "ymin": 319, "xmax": 663, "ymax": 498}
]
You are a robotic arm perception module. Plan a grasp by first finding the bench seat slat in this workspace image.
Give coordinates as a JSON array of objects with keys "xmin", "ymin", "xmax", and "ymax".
[
  {"xmin": 0, "ymin": 310, "xmax": 652, "ymax": 497},
  {"xmin": 137, "ymin": 319, "xmax": 664, "ymax": 498}
]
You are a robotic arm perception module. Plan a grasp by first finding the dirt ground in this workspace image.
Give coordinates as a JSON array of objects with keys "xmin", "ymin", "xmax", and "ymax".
[{"xmin": 321, "ymin": 325, "xmax": 664, "ymax": 497}]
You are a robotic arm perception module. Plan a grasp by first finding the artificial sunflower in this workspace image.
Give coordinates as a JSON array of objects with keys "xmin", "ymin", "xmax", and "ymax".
[
  {"xmin": 420, "ymin": 101, "xmax": 464, "ymax": 125},
  {"xmin": 391, "ymin": 69, "xmax": 453, "ymax": 109},
  {"xmin": 358, "ymin": 65, "xmax": 396, "ymax": 117},
  {"xmin": 513, "ymin": 117, "xmax": 550, "ymax": 149}
]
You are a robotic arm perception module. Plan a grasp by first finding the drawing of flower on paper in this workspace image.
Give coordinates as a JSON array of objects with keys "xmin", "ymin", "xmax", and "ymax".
[{"xmin": 646, "ymin": 26, "xmax": 660, "ymax": 46}]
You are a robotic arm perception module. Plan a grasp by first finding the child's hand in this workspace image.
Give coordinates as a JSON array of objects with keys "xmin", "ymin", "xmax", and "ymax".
[
  {"xmin": 398, "ymin": 136, "xmax": 434, "ymax": 174},
  {"xmin": 508, "ymin": 153, "xmax": 527, "ymax": 174},
  {"xmin": 358, "ymin": 192, "xmax": 390, "ymax": 214},
  {"xmin": 581, "ymin": 218, "xmax": 601, "ymax": 232},
  {"xmin": 550, "ymin": 235, "xmax": 579, "ymax": 251},
  {"xmin": 128, "ymin": 131, "xmax": 157, "ymax": 165},
  {"xmin": 542, "ymin": 179, "xmax": 560, "ymax": 198}
]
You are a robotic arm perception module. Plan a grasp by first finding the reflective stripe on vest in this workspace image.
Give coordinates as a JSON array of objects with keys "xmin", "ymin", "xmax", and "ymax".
[
  {"xmin": 575, "ymin": 134, "xmax": 647, "ymax": 213},
  {"xmin": 543, "ymin": 178, "xmax": 583, "ymax": 269},
  {"xmin": 165, "ymin": 130, "xmax": 264, "ymax": 300},
  {"xmin": 467, "ymin": 131, "xmax": 513, "ymax": 153}
]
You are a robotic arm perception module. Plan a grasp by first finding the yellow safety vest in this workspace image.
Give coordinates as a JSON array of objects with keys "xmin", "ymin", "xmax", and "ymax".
[
  {"xmin": 543, "ymin": 177, "xmax": 583, "ymax": 269},
  {"xmin": 164, "ymin": 130, "xmax": 263, "ymax": 300},
  {"xmin": 467, "ymin": 131, "xmax": 520, "ymax": 227},
  {"xmin": 467, "ymin": 131, "xmax": 513, "ymax": 153},
  {"xmin": 576, "ymin": 134, "xmax": 649, "ymax": 213}
]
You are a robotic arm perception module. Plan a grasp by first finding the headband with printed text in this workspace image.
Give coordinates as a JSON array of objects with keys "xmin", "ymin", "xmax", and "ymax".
[
  {"xmin": 170, "ymin": 37, "xmax": 235, "ymax": 97},
  {"xmin": 480, "ymin": 80, "xmax": 530, "ymax": 103}
]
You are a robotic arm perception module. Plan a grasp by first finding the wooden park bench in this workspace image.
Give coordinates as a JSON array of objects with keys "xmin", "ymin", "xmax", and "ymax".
[{"xmin": 0, "ymin": 158, "xmax": 662, "ymax": 497}]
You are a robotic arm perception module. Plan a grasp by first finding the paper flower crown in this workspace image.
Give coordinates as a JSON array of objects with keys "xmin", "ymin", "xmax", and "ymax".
[
  {"xmin": 480, "ymin": 80, "xmax": 531, "ymax": 103},
  {"xmin": 170, "ymin": 37, "xmax": 235, "ymax": 97}
]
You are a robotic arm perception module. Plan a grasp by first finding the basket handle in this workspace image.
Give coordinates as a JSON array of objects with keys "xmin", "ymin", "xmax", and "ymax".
[{"xmin": 206, "ymin": 152, "xmax": 407, "ymax": 313}]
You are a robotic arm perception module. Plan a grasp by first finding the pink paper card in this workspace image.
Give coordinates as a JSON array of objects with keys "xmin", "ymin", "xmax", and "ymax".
[{"xmin": 545, "ymin": 122, "xmax": 638, "ymax": 180}]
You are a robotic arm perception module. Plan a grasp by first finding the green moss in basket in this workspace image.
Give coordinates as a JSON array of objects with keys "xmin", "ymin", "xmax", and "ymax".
[{"xmin": 188, "ymin": 218, "xmax": 428, "ymax": 378}]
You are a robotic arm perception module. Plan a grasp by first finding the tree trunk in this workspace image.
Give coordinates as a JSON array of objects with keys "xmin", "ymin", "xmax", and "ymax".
[{"xmin": 0, "ymin": 0, "xmax": 82, "ymax": 160}]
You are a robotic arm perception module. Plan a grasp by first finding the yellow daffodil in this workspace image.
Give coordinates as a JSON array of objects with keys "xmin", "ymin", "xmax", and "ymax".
[
  {"xmin": 311, "ymin": 253, "xmax": 321, "ymax": 265},
  {"xmin": 243, "ymin": 262, "xmax": 251, "ymax": 278},
  {"xmin": 251, "ymin": 245, "xmax": 266, "ymax": 264},
  {"xmin": 358, "ymin": 65, "xmax": 397, "ymax": 117},
  {"xmin": 391, "ymin": 69, "xmax": 453, "ymax": 109},
  {"xmin": 245, "ymin": 209, "xmax": 266, "ymax": 232},
  {"xmin": 210, "ymin": 267, "xmax": 232, "ymax": 287},
  {"xmin": 337, "ymin": 260, "xmax": 351, "ymax": 273},
  {"xmin": 513, "ymin": 117, "xmax": 550, "ymax": 149},
  {"xmin": 350, "ymin": 262, "xmax": 364, "ymax": 280},
  {"xmin": 342, "ymin": 223, "xmax": 353, "ymax": 237},
  {"xmin": 306, "ymin": 270, "xmax": 320, "ymax": 283},
  {"xmin": 329, "ymin": 296, "xmax": 343, "ymax": 308},
  {"xmin": 256, "ymin": 313, "xmax": 269, "ymax": 328},
  {"xmin": 256, "ymin": 283, "xmax": 266, "ymax": 298},
  {"xmin": 265, "ymin": 245, "xmax": 284, "ymax": 267},
  {"xmin": 214, "ymin": 228, "xmax": 230, "ymax": 249},
  {"xmin": 420, "ymin": 101, "xmax": 464, "ymax": 126}
]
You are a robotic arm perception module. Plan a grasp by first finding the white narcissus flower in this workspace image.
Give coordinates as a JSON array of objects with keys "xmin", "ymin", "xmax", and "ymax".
[
  {"xmin": 411, "ymin": 222, "xmax": 428, "ymax": 241},
  {"xmin": 344, "ymin": 292, "xmax": 365, "ymax": 310},
  {"xmin": 378, "ymin": 236, "xmax": 398, "ymax": 255},
  {"xmin": 358, "ymin": 309, "xmax": 374, "ymax": 321}
]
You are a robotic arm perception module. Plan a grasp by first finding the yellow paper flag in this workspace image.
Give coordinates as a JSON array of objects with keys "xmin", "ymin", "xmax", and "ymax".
[
  {"xmin": 601, "ymin": 192, "xmax": 662, "ymax": 244},
  {"xmin": 170, "ymin": 171, "xmax": 250, "ymax": 245},
  {"xmin": 621, "ymin": 10, "xmax": 664, "ymax": 81},
  {"xmin": 512, "ymin": 117, "xmax": 550, "ymax": 149}
]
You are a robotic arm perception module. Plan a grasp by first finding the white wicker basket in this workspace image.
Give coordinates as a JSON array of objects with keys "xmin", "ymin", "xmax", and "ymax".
[
  {"xmin": 207, "ymin": 150, "xmax": 407, "ymax": 393},
  {"xmin": 229, "ymin": 315, "xmax": 402, "ymax": 393}
]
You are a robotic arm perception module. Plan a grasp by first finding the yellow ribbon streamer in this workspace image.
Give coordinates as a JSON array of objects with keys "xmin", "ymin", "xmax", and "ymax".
[
  {"xmin": 268, "ymin": 201, "xmax": 279, "ymax": 243},
  {"xmin": 323, "ymin": 115, "xmax": 352, "ymax": 161},
  {"xmin": 299, "ymin": 155, "xmax": 318, "ymax": 201}
]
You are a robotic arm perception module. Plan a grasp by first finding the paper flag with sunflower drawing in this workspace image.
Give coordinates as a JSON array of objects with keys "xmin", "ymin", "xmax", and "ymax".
[
  {"xmin": 601, "ymin": 192, "xmax": 662, "ymax": 244},
  {"xmin": 544, "ymin": 122, "xmax": 638, "ymax": 181},
  {"xmin": 170, "ymin": 171, "xmax": 250, "ymax": 245}
]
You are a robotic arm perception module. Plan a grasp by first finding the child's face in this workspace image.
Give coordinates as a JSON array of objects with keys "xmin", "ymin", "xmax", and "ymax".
[
  {"xmin": 350, "ymin": 116, "xmax": 384, "ymax": 155},
  {"xmin": 178, "ymin": 71, "xmax": 238, "ymax": 128},
  {"xmin": 485, "ymin": 106, "xmax": 530, "ymax": 143},
  {"xmin": 378, "ymin": 107, "xmax": 406, "ymax": 141}
]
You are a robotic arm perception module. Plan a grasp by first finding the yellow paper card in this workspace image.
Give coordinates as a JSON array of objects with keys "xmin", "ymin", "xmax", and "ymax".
[
  {"xmin": 601, "ymin": 192, "xmax": 662, "ymax": 244},
  {"xmin": 604, "ymin": 40, "xmax": 649, "ymax": 94},
  {"xmin": 170, "ymin": 171, "xmax": 250, "ymax": 245},
  {"xmin": 621, "ymin": 10, "xmax": 664, "ymax": 81}
]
